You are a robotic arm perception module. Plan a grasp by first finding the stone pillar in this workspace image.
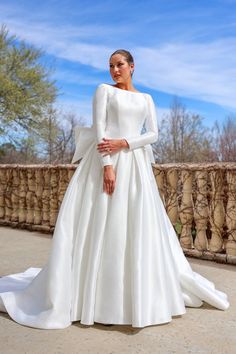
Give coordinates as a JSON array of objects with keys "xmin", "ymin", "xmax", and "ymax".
[
  {"xmin": 11, "ymin": 168, "xmax": 20, "ymax": 222},
  {"xmin": 5, "ymin": 168, "xmax": 13, "ymax": 221},
  {"xmin": 26, "ymin": 168, "xmax": 35, "ymax": 224},
  {"xmin": 42, "ymin": 168, "xmax": 50, "ymax": 226},
  {"xmin": 34, "ymin": 168, "xmax": 43, "ymax": 225},
  {"xmin": 58, "ymin": 167, "xmax": 69, "ymax": 209},
  {"xmin": 0, "ymin": 168, "xmax": 7, "ymax": 219},
  {"xmin": 166, "ymin": 169, "xmax": 179, "ymax": 226},
  {"xmin": 154, "ymin": 168, "xmax": 165, "ymax": 204},
  {"xmin": 50, "ymin": 167, "xmax": 59, "ymax": 226},
  {"xmin": 194, "ymin": 170, "xmax": 209, "ymax": 251},
  {"xmin": 68, "ymin": 168, "xmax": 75, "ymax": 182},
  {"xmin": 179, "ymin": 169, "xmax": 194, "ymax": 248},
  {"xmin": 19, "ymin": 168, "xmax": 27, "ymax": 223},
  {"xmin": 226, "ymin": 170, "xmax": 236, "ymax": 256},
  {"xmin": 209, "ymin": 169, "xmax": 225, "ymax": 252}
]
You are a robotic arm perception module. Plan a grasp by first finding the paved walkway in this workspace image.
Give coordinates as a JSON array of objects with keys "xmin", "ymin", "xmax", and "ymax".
[{"xmin": 0, "ymin": 226, "xmax": 235, "ymax": 354}]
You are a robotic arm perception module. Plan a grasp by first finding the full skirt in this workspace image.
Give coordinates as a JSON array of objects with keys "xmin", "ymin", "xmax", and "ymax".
[{"xmin": 0, "ymin": 143, "xmax": 230, "ymax": 329}]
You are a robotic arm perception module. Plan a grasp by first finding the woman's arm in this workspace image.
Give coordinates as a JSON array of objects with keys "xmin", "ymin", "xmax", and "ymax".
[
  {"xmin": 124, "ymin": 94, "xmax": 158, "ymax": 150},
  {"xmin": 92, "ymin": 84, "xmax": 113, "ymax": 167}
]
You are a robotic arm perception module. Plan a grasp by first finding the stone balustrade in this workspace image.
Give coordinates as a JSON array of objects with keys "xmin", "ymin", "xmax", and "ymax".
[{"xmin": 0, "ymin": 163, "xmax": 236, "ymax": 265}]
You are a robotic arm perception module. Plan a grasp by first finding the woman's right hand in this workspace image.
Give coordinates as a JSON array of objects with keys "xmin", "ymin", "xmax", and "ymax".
[{"xmin": 103, "ymin": 165, "xmax": 116, "ymax": 196}]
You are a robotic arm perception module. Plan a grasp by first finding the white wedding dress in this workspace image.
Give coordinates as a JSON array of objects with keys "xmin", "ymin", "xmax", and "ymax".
[{"xmin": 0, "ymin": 83, "xmax": 230, "ymax": 329}]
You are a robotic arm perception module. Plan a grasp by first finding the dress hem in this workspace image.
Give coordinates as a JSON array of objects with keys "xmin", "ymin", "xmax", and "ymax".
[{"xmin": 71, "ymin": 308, "xmax": 188, "ymax": 328}]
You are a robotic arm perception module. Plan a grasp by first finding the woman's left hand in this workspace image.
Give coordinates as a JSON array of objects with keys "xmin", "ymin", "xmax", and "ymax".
[{"xmin": 97, "ymin": 138, "xmax": 129, "ymax": 156}]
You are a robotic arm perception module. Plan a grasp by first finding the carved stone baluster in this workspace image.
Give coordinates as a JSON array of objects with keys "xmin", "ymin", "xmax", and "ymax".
[
  {"xmin": 26, "ymin": 168, "xmax": 35, "ymax": 224},
  {"xmin": 179, "ymin": 169, "xmax": 194, "ymax": 249},
  {"xmin": 34, "ymin": 168, "xmax": 43, "ymax": 226},
  {"xmin": 209, "ymin": 170, "xmax": 225, "ymax": 252},
  {"xmin": 166, "ymin": 169, "xmax": 178, "ymax": 226},
  {"xmin": 42, "ymin": 168, "xmax": 50, "ymax": 226},
  {"xmin": 225, "ymin": 170, "xmax": 236, "ymax": 256},
  {"xmin": 194, "ymin": 170, "xmax": 209, "ymax": 250},
  {"xmin": 5, "ymin": 168, "xmax": 13, "ymax": 221},
  {"xmin": 19, "ymin": 168, "xmax": 27, "ymax": 223},
  {"xmin": 11, "ymin": 167, "xmax": 20, "ymax": 222},
  {"xmin": 58, "ymin": 167, "xmax": 69, "ymax": 209},
  {"xmin": 68, "ymin": 167, "xmax": 75, "ymax": 181},
  {"xmin": 50, "ymin": 167, "xmax": 59, "ymax": 226},
  {"xmin": 153, "ymin": 167, "xmax": 165, "ymax": 204},
  {"xmin": 0, "ymin": 168, "xmax": 7, "ymax": 220}
]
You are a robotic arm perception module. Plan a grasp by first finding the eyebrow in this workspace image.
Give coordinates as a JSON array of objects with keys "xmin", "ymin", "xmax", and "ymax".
[{"xmin": 109, "ymin": 61, "xmax": 123, "ymax": 65}]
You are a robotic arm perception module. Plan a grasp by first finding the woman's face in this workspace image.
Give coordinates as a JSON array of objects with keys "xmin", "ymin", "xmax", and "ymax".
[{"xmin": 109, "ymin": 54, "xmax": 134, "ymax": 83}]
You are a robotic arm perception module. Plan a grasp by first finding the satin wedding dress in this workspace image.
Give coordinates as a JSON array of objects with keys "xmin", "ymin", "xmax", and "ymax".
[{"xmin": 0, "ymin": 83, "xmax": 230, "ymax": 329}]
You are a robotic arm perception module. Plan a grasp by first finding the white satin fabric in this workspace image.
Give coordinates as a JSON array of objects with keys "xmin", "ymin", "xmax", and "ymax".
[{"xmin": 0, "ymin": 83, "xmax": 230, "ymax": 329}]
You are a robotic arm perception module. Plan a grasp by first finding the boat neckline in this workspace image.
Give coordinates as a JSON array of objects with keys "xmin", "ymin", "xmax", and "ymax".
[{"xmin": 102, "ymin": 83, "xmax": 144, "ymax": 95}]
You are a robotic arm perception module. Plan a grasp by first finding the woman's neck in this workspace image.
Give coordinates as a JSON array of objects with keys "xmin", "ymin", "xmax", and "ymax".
[{"xmin": 114, "ymin": 82, "xmax": 137, "ymax": 92}]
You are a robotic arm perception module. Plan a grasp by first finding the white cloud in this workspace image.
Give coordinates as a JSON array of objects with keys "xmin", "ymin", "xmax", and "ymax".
[
  {"xmin": 133, "ymin": 40, "xmax": 236, "ymax": 110},
  {"xmin": 1, "ymin": 3, "xmax": 236, "ymax": 111}
]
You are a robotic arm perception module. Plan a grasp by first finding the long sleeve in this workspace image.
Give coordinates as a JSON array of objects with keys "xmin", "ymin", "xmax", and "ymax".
[
  {"xmin": 125, "ymin": 94, "xmax": 158, "ymax": 150},
  {"xmin": 92, "ymin": 84, "xmax": 112, "ymax": 167}
]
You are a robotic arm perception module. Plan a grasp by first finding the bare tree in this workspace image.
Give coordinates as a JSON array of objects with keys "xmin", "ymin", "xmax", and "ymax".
[
  {"xmin": 34, "ymin": 107, "xmax": 86, "ymax": 164},
  {"xmin": 213, "ymin": 115, "xmax": 236, "ymax": 162},
  {"xmin": 0, "ymin": 107, "xmax": 86, "ymax": 164},
  {"xmin": 153, "ymin": 97, "xmax": 215, "ymax": 163},
  {"xmin": 54, "ymin": 111, "xmax": 86, "ymax": 164}
]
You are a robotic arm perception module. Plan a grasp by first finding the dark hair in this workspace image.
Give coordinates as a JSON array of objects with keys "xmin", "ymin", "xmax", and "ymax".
[{"xmin": 109, "ymin": 49, "xmax": 134, "ymax": 77}]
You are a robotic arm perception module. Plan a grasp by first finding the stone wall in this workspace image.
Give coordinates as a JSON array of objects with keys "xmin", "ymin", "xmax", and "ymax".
[{"xmin": 0, "ymin": 162, "xmax": 235, "ymax": 264}]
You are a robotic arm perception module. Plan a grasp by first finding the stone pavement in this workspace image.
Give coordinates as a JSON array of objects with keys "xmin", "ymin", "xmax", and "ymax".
[{"xmin": 0, "ymin": 226, "xmax": 235, "ymax": 354}]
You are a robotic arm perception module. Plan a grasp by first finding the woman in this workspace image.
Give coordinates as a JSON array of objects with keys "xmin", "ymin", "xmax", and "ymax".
[{"xmin": 0, "ymin": 49, "xmax": 230, "ymax": 329}]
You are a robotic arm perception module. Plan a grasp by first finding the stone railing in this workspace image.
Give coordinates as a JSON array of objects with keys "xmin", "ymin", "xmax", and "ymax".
[{"xmin": 0, "ymin": 163, "xmax": 236, "ymax": 265}]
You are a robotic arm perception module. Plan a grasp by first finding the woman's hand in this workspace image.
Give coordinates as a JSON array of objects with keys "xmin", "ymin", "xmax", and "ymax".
[
  {"xmin": 97, "ymin": 138, "xmax": 128, "ymax": 195},
  {"xmin": 97, "ymin": 138, "xmax": 129, "ymax": 156},
  {"xmin": 103, "ymin": 165, "xmax": 116, "ymax": 196}
]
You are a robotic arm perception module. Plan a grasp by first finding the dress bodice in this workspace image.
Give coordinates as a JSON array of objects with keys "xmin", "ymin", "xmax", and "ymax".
[
  {"xmin": 71, "ymin": 83, "xmax": 158, "ymax": 166},
  {"xmin": 100, "ymin": 84, "xmax": 149, "ymax": 138}
]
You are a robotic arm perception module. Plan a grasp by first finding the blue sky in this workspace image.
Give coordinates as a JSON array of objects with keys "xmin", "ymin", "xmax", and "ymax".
[{"xmin": 1, "ymin": 0, "xmax": 236, "ymax": 128}]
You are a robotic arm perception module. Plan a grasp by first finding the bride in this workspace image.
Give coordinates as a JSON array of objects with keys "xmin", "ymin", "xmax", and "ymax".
[{"xmin": 0, "ymin": 49, "xmax": 230, "ymax": 329}]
